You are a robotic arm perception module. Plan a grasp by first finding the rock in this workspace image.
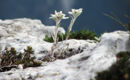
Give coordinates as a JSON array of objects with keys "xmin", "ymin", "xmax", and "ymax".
[
  {"xmin": 17, "ymin": 64, "xmax": 23, "ymax": 70},
  {"xmin": 0, "ymin": 65, "xmax": 17, "ymax": 72},
  {"xmin": 54, "ymin": 39, "xmax": 97, "ymax": 59},
  {"xmin": 0, "ymin": 18, "xmax": 65, "ymax": 56},
  {"xmin": 0, "ymin": 26, "xmax": 8, "ymax": 37},
  {"xmin": 0, "ymin": 30, "xmax": 129, "ymax": 80}
]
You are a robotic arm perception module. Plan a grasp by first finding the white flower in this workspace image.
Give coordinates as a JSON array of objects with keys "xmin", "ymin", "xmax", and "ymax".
[
  {"xmin": 65, "ymin": 8, "xmax": 83, "ymax": 40},
  {"xmin": 68, "ymin": 8, "xmax": 83, "ymax": 18},
  {"xmin": 50, "ymin": 11, "xmax": 68, "ymax": 23}
]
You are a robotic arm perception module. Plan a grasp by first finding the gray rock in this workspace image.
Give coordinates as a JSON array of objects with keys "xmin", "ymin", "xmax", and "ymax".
[
  {"xmin": 0, "ymin": 18, "xmax": 65, "ymax": 55},
  {"xmin": 0, "ymin": 18, "xmax": 130, "ymax": 80}
]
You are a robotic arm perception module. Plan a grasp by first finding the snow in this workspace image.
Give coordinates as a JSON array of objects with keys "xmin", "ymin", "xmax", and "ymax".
[{"xmin": 0, "ymin": 18, "xmax": 130, "ymax": 80}]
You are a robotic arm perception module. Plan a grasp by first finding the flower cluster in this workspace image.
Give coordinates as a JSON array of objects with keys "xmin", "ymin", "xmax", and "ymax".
[
  {"xmin": 50, "ymin": 8, "xmax": 83, "ymax": 24},
  {"xmin": 50, "ymin": 11, "xmax": 68, "ymax": 24},
  {"xmin": 68, "ymin": 8, "xmax": 83, "ymax": 19},
  {"xmin": 66, "ymin": 8, "xmax": 83, "ymax": 39},
  {"xmin": 49, "ymin": 8, "xmax": 83, "ymax": 57}
]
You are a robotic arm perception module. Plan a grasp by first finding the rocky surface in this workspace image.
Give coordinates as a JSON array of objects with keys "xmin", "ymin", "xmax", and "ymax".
[
  {"xmin": 0, "ymin": 18, "xmax": 98, "ymax": 60},
  {"xmin": 0, "ymin": 18, "xmax": 130, "ymax": 80},
  {"xmin": 0, "ymin": 18, "xmax": 65, "ymax": 55}
]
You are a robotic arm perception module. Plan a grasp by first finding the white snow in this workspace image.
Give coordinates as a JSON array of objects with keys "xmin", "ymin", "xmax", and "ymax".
[{"xmin": 0, "ymin": 18, "xmax": 130, "ymax": 80}]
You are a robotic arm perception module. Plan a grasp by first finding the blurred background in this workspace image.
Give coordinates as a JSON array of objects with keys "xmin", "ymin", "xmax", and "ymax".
[{"xmin": 0, "ymin": 0, "xmax": 130, "ymax": 35}]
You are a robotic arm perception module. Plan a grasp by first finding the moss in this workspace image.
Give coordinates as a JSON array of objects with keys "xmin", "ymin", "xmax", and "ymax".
[
  {"xmin": 0, "ymin": 46, "xmax": 42, "ymax": 72},
  {"xmin": 95, "ymin": 51, "xmax": 130, "ymax": 80},
  {"xmin": 70, "ymin": 29, "xmax": 97, "ymax": 40},
  {"xmin": 44, "ymin": 29, "xmax": 98, "ymax": 43}
]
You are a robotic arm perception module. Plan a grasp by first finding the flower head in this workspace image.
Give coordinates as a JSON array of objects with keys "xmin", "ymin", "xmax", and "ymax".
[
  {"xmin": 68, "ymin": 8, "xmax": 83, "ymax": 18},
  {"xmin": 50, "ymin": 11, "xmax": 68, "ymax": 24}
]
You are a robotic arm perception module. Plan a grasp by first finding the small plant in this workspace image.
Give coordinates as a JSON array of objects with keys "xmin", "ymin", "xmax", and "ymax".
[
  {"xmin": 21, "ymin": 46, "xmax": 41, "ymax": 68},
  {"xmin": 95, "ymin": 51, "xmax": 130, "ymax": 80},
  {"xmin": 44, "ymin": 29, "xmax": 98, "ymax": 43},
  {"xmin": 66, "ymin": 8, "xmax": 83, "ymax": 40},
  {"xmin": 50, "ymin": 11, "xmax": 68, "ymax": 45},
  {"xmin": 0, "ymin": 46, "xmax": 42, "ymax": 72},
  {"xmin": 49, "ymin": 8, "xmax": 83, "ymax": 57},
  {"xmin": 70, "ymin": 30, "xmax": 97, "ymax": 40},
  {"xmin": 44, "ymin": 35, "xmax": 54, "ymax": 43}
]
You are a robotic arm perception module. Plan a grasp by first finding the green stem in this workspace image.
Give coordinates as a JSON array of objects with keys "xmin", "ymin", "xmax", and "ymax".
[
  {"xmin": 54, "ymin": 22, "xmax": 59, "ymax": 45},
  {"xmin": 66, "ymin": 18, "xmax": 76, "ymax": 40}
]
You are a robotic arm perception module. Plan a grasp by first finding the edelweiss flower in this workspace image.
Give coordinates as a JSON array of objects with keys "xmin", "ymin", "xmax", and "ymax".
[
  {"xmin": 50, "ymin": 11, "xmax": 68, "ymax": 23},
  {"xmin": 65, "ymin": 8, "xmax": 83, "ymax": 40},
  {"xmin": 68, "ymin": 8, "xmax": 83, "ymax": 18}
]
